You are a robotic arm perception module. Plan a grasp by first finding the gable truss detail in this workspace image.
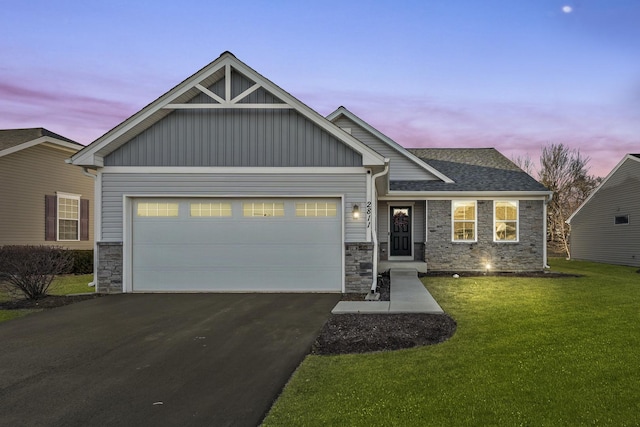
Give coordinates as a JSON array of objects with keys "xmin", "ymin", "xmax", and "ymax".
[{"xmin": 164, "ymin": 64, "xmax": 294, "ymax": 110}]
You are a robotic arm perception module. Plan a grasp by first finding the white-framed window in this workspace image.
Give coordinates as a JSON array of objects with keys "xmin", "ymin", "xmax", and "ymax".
[
  {"xmin": 57, "ymin": 193, "xmax": 80, "ymax": 241},
  {"xmin": 243, "ymin": 202, "xmax": 285, "ymax": 217},
  {"xmin": 190, "ymin": 202, "xmax": 232, "ymax": 217},
  {"xmin": 137, "ymin": 202, "xmax": 179, "ymax": 217},
  {"xmin": 452, "ymin": 200, "xmax": 477, "ymax": 242},
  {"xmin": 295, "ymin": 202, "xmax": 337, "ymax": 217},
  {"xmin": 494, "ymin": 200, "xmax": 519, "ymax": 242},
  {"xmin": 614, "ymin": 215, "xmax": 629, "ymax": 225}
]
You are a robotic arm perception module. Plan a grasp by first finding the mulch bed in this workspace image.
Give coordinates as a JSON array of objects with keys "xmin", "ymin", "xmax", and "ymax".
[
  {"xmin": 0, "ymin": 293, "xmax": 102, "ymax": 310},
  {"xmin": 312, "ymin": 313, "xmax": 457, "ymax": 355}
]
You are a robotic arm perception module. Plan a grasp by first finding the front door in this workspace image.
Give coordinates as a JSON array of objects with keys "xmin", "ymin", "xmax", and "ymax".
[{"xmin": 390, "ymin": 206, "xmax": 412, "ymax": 258}]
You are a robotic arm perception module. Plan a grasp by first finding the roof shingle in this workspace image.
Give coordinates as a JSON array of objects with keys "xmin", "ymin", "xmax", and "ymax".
[
  {"xmin": 0, "ymin": 128, "xmax": 79, "ymax": 151},
  {"xmin": 390, "ymin": 148, "xmax": 549, "ymax": 192}
]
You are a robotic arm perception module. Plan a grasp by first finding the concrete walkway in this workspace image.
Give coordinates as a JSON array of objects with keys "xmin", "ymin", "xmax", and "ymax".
[{"xmin": 332, "ymin": 268, "xmax": 444, "ymax": 314}]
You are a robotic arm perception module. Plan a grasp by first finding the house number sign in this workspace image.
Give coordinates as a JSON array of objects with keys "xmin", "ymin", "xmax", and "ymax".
[{"xmin": 366, "ymin": 201, "xmax": 372, "ymax": 229}]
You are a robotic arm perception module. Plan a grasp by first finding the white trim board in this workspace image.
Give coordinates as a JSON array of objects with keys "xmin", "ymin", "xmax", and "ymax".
[
  {"xmin": 0, "ymin": 137, "xmax": 81, "ymax": 158},
  {"xmin": 99, "ymin": 166, "xmax": 368, "ymax": 174},
  {"xmin": 71, "ymin": 53, "xmax": 386, "ymax": 168}
]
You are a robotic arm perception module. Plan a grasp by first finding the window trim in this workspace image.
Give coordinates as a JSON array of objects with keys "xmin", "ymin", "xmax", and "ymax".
[
  {"xmin": 56, "ymin": 192, "xmax": 81, "ymax": 242},
  {"xmin": 451, "ymin": 200, "xmax": 477, "ymax": 243},
  {"xmin": 614, "ymin": 214, "xmax": 629, "ymax": 225},
  {"xmin": 493, "ymin": 200, "xmax": 519, "ymax": 242}
]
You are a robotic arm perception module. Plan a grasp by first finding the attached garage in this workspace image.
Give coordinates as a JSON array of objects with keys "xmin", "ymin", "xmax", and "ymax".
[{"xmin": 131, "ymin": 197, "xmax": 343, "ymax": 292}]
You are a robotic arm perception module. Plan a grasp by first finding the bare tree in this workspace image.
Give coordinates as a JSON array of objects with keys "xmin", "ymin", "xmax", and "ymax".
[
  {"xmin": 537, "ymin": 144, "xmax": 600, "ymax": 257},
  {"xmin": 512, "ymin": 154, "xmax": 535, "ymax": 176}
]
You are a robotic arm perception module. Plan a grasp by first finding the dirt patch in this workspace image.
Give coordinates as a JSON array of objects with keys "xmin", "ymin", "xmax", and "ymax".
[
  {"xmin": 313, "ymin": 313, "xmax": 457, "ymax": 355},
  {"xmin": 0, "ymin": 293, "xmax": 102, "ymax": 310}
]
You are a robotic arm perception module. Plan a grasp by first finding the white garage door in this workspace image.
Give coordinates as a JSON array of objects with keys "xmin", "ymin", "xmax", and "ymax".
[{"xmin": 131, "ymin": 198, "xmax": 342, "ymax": 292}]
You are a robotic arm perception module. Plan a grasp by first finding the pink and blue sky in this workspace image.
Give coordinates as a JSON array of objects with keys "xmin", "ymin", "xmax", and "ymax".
[{"xmin": 2, "ymin": 0, "xmax": 639, "ymax": 177}]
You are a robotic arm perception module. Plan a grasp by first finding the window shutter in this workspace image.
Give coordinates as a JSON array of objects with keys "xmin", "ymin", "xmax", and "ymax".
[
  {"xmin": 45, "ymin": 195, "xmax": 57, "ymax": 241},
  {"xmin": 80, "ymin": 199, "xmax": 90, "ymax": 241}
]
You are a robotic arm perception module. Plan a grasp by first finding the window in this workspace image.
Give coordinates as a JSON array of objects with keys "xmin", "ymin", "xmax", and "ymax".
[
  {"xmin": 190, "ymin": 202, "xmax": 232, "ymax": 217},
  {"xmin": 243, "ymin": 202, "xmax": 284, "ymax": 217},
  {"xmin": 45, "ymin": 194, "xmax": 89, "ymax": 242},
  {"xmin": 295, "ymin": 202, "xmax": 337, "ymax": 217},
  {"xmin": 494, "ymin": 201, "xmax": 519, "ymax": 241},
  {"xmin": 137, "ymin": 202, "xmax": 179, "ymax": 217},
  {"xmin": 452, "ymin": 201, "xmax": 476, "ymax": 241},
  {"xmin": 615, "ymin": 215, "xmax": 629, "ymax": 225},
  {"xmin": 58, "ymin": 194, "xmax": 80, "ymax": 241}
]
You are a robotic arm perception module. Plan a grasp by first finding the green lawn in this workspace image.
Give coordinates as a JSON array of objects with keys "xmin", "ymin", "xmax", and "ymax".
[
  {"xmin": 0, "ymin": 274, "xmax": 94, "ymax": 323},
  {"xmin": 264, "ymin": 259, "xmax": 640, "ymax": 426}
]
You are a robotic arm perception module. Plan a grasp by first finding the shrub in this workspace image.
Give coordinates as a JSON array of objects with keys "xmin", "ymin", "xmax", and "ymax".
[
  {"xmin": 0, "ymin": 245, "xmax": 74, "ymax": 300},
  {"xmin": 66, "ymin": 250, "xmax": 94, "ymax": 275}
]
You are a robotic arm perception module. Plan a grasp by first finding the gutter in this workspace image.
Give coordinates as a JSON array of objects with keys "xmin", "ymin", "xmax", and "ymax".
[
  {"xmin": 370, "ymin": 160, "xmax": 390, "ymax": 294},
  {"xmin": 543, "ymin": 191, "xmax": 553, "ymax": 268}
]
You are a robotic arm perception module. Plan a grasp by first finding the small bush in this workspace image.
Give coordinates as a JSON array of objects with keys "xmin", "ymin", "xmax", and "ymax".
[
  {"xmin": 66, "ymin": 250, "xmax": 94, "ymax": 275},
  {"xmin": 0, "ymin": 246, "xmax": 74, "ymax": 300}
]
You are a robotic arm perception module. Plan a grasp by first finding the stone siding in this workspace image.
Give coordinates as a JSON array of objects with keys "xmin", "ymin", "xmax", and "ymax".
[
  {"xmin": 345, "ymin": 242, "xmax": 374, "ymax": 293},
  {"xmin": 425, "ymin": 200, "xmax": 545, "ymax": 271},
  {"xmin": 97, "ymin": 242, "xmax": 123, "ymax": 293}
]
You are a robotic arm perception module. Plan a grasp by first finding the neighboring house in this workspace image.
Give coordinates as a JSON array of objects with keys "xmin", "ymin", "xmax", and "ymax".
[
  {"xmin": 0, "ymin": 128, "xmax": 93, "ymax": 250},
  {"xmin": 70, "ymin": 52, "xmax": 552, "ymax": 294},
  {"xmin": 567, "ymin": 154, "xmax": 640, "ymax": 267}
]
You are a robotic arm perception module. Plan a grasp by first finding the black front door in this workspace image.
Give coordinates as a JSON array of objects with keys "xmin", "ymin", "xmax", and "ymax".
[{"xmin": 390, "ymin": 206, "xmax": 412, "ymax": 257}]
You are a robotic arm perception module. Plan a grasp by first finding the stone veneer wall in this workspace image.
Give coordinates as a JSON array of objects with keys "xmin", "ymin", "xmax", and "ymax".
[
  {"xmin": 345, "ymin": 242, "xmax": 374, "ymax": 293},
  {"xmin": 97, "ymin": 242, "xmax": 123, "ymax": 293},
  {"xmin": 425, "ymin": 200, "xmax": 545, "ymax": 271}
]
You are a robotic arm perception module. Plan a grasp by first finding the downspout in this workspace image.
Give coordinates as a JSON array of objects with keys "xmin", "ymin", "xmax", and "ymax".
[
  {"xmin": 543, "ymin": 192, "xmax": 553, "ymax": 269},
  {"xmin": 82, "ymin": 167, "xmax": 99, "ymax": 289},
  {"xmin": 370, "ymin": 160, "xmax": 390, "ymax": 294}
]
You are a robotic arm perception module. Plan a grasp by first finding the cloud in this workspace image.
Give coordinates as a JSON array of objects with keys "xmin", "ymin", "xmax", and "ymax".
[
  {"xmin": 298, "ymin": 89, "xmax": 639, "ymax": 178},
  {"xmin": 0, "ymin": 81, "xmax": 139, "ymax": 144}
]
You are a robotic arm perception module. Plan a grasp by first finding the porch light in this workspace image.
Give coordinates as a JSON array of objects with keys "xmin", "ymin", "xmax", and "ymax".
[
  {"xmin": 485, "ymin": 263, "xmax": 492, "ymax": 272},
  {"xmin": 352, "ymin": 204, "xmax": 360, "ymax": 219}
]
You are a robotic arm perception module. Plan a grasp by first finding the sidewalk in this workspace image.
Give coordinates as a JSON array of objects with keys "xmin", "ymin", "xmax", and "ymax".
[{"xmin": 332, "ymin": 269, "xmax": 444, "ymax": 314}]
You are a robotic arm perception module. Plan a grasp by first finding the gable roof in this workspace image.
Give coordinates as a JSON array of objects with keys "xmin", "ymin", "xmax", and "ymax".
[
  {"xmin": 0, "ymin": 128, "xmax": 81, "ymax": 158},
  {"xmin": 567, "ymin": 153, "xmax": 640, "ymax": 223},
  {"xmin": 326, "ymin": 107, "xmax": 453, "ymax": 183},
  {"xmin": 71, "ymin": 52, "xmax": 385, "ymax": 168},
  {"xmin": 390, "ymin": 148, "xmax": 551, "ymax": 194}
]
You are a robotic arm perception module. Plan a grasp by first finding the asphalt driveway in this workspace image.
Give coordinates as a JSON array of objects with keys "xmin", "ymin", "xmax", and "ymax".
[{"xmin": 0, "ymin": 293, "xmax": 340, "ymax": 427}]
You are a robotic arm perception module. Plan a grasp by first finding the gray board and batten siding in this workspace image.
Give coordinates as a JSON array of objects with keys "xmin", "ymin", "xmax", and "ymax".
[
  {"xmin": 570, "ymin": 157, "xmax": 640, "ymax": 267},
  {"xmin": 105, "ymin": 70, "xmax": 363, "ymax": 167},
  {"xmin": 331, "ymin": 116, "xmax": 439, "ymax": 181},
  {"xmin": 100, "ymin": 172, "xmax": 368, "ymax": 242}
]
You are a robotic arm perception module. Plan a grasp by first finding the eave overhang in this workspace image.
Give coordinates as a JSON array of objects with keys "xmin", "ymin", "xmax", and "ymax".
[{"xmin": 71, "ymin": 52, "xmax": 385, "ymax": 168}]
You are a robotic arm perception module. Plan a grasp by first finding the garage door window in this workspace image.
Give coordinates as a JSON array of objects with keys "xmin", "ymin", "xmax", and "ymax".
[
  {"xmin": 137, "ymin": 202, "xmax": 179, "ymax": 217},
  {"xmin": 295, "ymin": 202, "xmax": 337, "ymax": 217},
  {"xmin": 190, "ymin": 202, "xmax": 232, "ymax": 217},
  {"xmin": 243, "ymin": 202, "xmax": 285, "ymax": 217}
]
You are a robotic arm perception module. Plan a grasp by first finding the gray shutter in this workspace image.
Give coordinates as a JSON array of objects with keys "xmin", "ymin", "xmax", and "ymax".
[
  {"xmin": 45, "ymin": 195, "xmax": 57, "ymax": 241},
  {"xmin": 80, "ymin": 199, "xmax": 90, "ymax": 241}
]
